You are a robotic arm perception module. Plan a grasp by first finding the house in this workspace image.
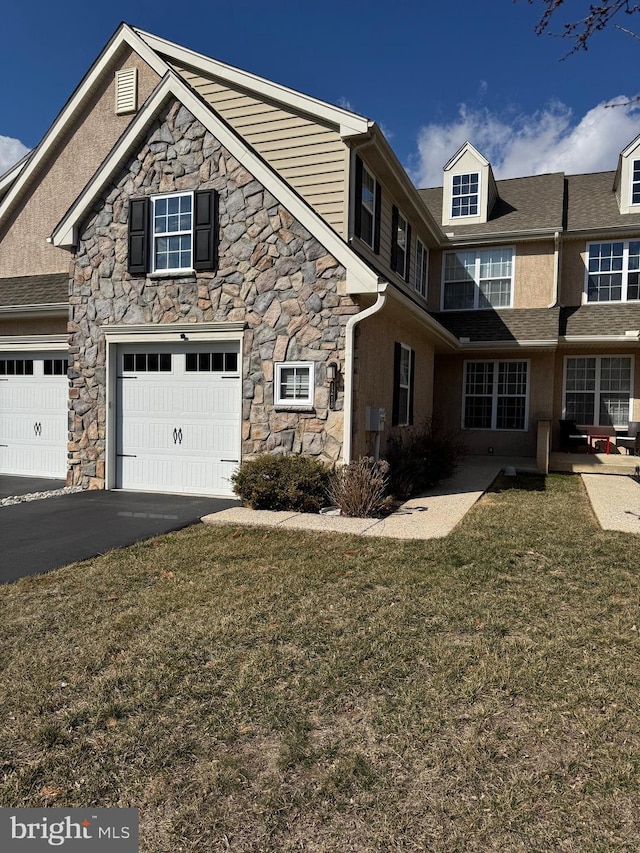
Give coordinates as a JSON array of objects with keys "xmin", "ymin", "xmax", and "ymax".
[{"xmin": 1, "ymin": 24, "xmax": 639, "ymax": 497}]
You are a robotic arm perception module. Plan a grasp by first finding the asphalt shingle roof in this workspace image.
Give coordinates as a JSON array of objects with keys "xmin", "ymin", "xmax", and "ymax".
[
  {"xmin": 419, "ymin": 173, "xmax": 565, "ymax": 237},
  {"xmin": 430, "ymin": 308, "xmax": 560, "ymax": 343},
  {"xmin": 564, "ymin": 171, "xmax": 640, "ymax": 232},
  {"xmin": 0, "ymin": 273, "xmax": 68, "ymax": 308},
  {"xmin": 560, "ymin": 304, "xmax": 640, "ymax": 336}
]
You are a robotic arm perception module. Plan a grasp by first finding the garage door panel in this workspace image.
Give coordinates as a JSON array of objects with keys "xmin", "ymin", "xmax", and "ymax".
[
  {"xmin": 116, "ymin": 345, "xmax": 241, "ymax": 496},
  {"xmin": 0, "ymin": 353, "xmax": 68, "ymax": 478}
]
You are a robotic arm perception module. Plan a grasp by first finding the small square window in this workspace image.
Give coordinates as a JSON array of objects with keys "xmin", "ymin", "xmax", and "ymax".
[{"xmin": 275, "ymin": 362, "xmax": 314, "ymax": 407}]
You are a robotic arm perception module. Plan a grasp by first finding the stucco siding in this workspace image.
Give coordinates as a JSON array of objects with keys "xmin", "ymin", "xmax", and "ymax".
[
  {"xmin": 0, "ymin": 316, "xmax": 66, "ymax": 336},
  {"xmin": 0, "ymin": 47, "xmax": 161, "ymax": 278},
  {"xmin": 433, "ymin": 350, "xmax": 555, "ymax": 457},
  {"xmin": 560, "ymin": 239, "xmax": 587, "ymax": 306},
  {"xmin": 352, "ymin": 307, "xmax": 435, "ymax": 458},
  {"xmin": 173, "ymin": 65, "xmax": 348, "ymax": 235}
]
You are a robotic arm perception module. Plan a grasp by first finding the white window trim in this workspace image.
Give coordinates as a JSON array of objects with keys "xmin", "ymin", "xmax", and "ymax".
[
  {"xmin": 462, "ymin": 359, "xmax": 530, "ymax": 432},
  {"xmin": 561, "ymin": 354, "xmax": 635, "ymax": 427},
  {"xmin": 151, "ymin": 191, "xmax": 195, "ymax": 275},
  {"xmin": 441, "ymin": 246, "xmax": 515, "ymax": 311},
  {"xmin": 359, "ymin": 162, "xmax": 377, "ymax": 250},
  {"xmin": 451, "ymin": 171, "xmax": 480, "ymax": 219},
  {"xmin": 275, "ymin": 361, "xmax": 315, "ymax": 408},
  {"xmin": 584, "ymin": 240, "xmax": 640, "ymax": 304},
  {"xmin": 415, "ymin": 239, "xmax": 428, "ymax": 297}
]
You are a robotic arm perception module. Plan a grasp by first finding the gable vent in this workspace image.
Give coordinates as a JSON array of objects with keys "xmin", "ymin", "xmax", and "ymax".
[{"xmin": 115, "ymin": 68, "xmax": 138, "ymax": 115}]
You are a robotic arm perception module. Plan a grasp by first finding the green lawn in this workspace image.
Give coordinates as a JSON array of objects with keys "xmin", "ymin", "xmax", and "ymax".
[{"xmin": 1, "ymin": 474, "xmax": 638, "ymax": 851}]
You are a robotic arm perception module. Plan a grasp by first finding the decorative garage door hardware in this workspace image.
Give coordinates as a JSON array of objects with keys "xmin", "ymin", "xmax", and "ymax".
[
  {"xmin": 173, "ymin": 428, "xmax": 183, "ymax": 445},
  {"xmin": 33, "ymin": 422, "xmax": 43, "ymax": 436}
]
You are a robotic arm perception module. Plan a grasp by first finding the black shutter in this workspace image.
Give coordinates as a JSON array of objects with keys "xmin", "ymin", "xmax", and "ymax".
[
  {"xmin": 408, "ymin": 348, "xmax": 415, "ymax": 425},
  {"xmin": 128, "ymin": 197, "xmax": 149, "ymax": 275},
  {"xmin": 354, "ymin": 156, "xmax": 363, "ymax": 239},
  {"xmin": 405, "ymin": 223, "xmax": 412, "ymax": 281},
  {"xmin": 373, "ymin": 180, "xmax": 382, "ymax": 254},
  {"xmin": 392, "ymin": 341, "xmax": 401, "ymax": 427},
  {"xmin": 194, "ymin": 190, "xmax": 218, "ymax": 271},
  {"xmin": 390, "ymin": 205, "xmax": 398, "ymax": 272}
]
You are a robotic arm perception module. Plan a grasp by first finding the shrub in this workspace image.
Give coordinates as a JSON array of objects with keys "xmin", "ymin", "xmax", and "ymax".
[
  {"xmin": 231, "ymin": 453, "xmax": 331, "ymax": 512},
  {"xmin": 383, "ymin": 419, "xmax": 466, "ymax": 499},
  {"xmin": 326, "ymin": 457, "xmax": 391, "ymax": 518}
]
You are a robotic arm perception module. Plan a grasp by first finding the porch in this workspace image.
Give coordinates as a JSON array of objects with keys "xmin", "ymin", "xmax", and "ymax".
[{"xmin": 549, "ymin": 451, "xmax": 640, "ymax": 476}]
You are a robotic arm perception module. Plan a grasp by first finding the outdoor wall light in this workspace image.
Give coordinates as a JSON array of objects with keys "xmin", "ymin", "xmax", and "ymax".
[{"xmin": 327, "ymin": 361, "xmax": 339, "ymax": 409}]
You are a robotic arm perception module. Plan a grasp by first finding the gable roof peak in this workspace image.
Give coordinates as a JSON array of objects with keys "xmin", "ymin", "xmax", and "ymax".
[
  {"xmin": 443, "ymin": 141, "xmax": 490, "ymax": 172},
  {"xmin": 133, "ymin": 27, "xmax": 372, "ymax": 137}
]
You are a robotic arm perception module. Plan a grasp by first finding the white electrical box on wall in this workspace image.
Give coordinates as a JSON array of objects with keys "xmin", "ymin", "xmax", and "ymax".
[{"xmin": 365, "ymin": 406, "xmax": 386, "ymax": 431}]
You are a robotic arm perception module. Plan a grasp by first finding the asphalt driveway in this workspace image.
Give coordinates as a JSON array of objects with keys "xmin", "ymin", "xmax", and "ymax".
[{"xmin": 0, "ymin": 485, "xmax": 238, "ymax": 583}]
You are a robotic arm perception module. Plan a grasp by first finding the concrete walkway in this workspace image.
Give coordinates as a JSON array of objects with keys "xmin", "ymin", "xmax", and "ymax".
[
  {"xmin": 202, "ymin": 456, "xmax": 538, "ymax": 540},
  {"xmin": 581, "ymin": 473, "xmax": 640, "ymax": 533}
]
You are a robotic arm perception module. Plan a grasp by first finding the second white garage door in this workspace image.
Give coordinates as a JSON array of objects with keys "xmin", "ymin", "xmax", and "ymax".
[
  {"xmin": 116, "ymin": 343, "xmax": 241, "ymax": 497},
  {"xmin": 0, "ymin": 352, "xmax": 68, "ymax": 479}
]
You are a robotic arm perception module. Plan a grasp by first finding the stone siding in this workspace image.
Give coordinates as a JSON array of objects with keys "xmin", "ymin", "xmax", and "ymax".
[{"xmin": 68, "ymin": 100, "xmax": 356, "ymax": 489}]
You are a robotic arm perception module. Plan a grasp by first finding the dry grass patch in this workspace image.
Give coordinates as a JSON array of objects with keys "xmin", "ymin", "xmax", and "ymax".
[{"xmin": 0, "ymin": 473, "xmax": 639, "ymax": 851}]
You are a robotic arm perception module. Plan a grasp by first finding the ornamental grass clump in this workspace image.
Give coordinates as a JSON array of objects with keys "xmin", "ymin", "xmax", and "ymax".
[
  {"xmin": 326, "ymin": 456, "xmax": 391, "ymax": 518},
  {"xmin": 231, "ymin": 453, "xmax": 331, "ymax": 512}
]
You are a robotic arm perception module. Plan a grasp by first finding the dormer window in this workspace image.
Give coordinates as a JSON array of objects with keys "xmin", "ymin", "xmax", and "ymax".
[
  {"xmin": 632, "ymin": 160, "xmax": 640, "ymax": 206},
  {"xmin": 451, "ymin": 172, "xmax": 479, "ymax": 218}
]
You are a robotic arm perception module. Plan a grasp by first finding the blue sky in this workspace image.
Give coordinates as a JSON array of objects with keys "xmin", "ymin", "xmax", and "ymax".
[{"xmin": 2, "ymin": 0, "xmax": 640, "ymax": 185}]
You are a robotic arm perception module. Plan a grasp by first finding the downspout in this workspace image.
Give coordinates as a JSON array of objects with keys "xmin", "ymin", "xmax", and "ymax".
[
  {"xmin": 548, "ymin": 230, "xmax": 561, "ymax": 307},
  {"xmin": 342, "ymin": 283, "xmax": 388, "ymax": 464}
]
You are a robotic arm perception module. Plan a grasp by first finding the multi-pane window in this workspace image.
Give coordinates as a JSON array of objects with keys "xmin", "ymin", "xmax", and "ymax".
[
  {"xmin": 122, "ymin": 353, "xmax": 172, "ymax": 372},
  {"xmin": 586, "ymin": 241, "xmax": 640, "ymax": 302},
  {"xmin": 415, "ymin": 239, "xmax": 428, "ymax": 297},
  {"xmin": 185, "ymin": 352, "xmax": 238, "ymax": 372},
  {"xmin": 464, "ymin": 360, "xmax": 529, "ymax": 430},
  {"xmin": 275, "ymin": 362, "xmax": 314, "ymax": 407},
  {"xmin": 451, "ymin": 172, "xmax": 479, "ymax": 217},
  {"xmin": 632, "ymin": 160, "xmax": 640, "ymax": 206},
  {"xmin": 564, "ymin": 356, "xmax": 632, "ymax": 427},
  {"xmin": 152, "ymin": 193, "xmax": 193, "ymax": 271},
  {"xmin": 0, "ymin": 359, "xmax": 34, "ymax": 376},
  {"xmin": 443, "ymin": 247, "xmax": 513, "ymax": 310}
]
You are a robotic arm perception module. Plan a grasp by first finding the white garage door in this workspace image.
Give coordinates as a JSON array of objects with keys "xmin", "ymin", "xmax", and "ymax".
[
  {"xmin": 0, "ymin": 352, "xmax": 68, "ymax": 478},
  {"xmin": 116, "ymin": 343, "xmax": 241, "ymax": 496}
]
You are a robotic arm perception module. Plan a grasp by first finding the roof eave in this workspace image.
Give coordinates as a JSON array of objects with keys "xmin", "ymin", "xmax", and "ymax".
[
  {"xmin": 442, "ymin": 227, "xmax": 559, "ymax": 246},
  {"xmin": 0, "ymin": 302, "xmax": 68, "ymax": 317},
  {"xmin": 457, "ymin": 339, "xmax": 558, "ymax": 350}
]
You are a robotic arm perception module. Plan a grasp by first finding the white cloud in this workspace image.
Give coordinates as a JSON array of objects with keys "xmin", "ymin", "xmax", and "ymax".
[
  {"xmin": 0, "ymin": 135, "xmax": 30, "ymax": 177},
  {"xmin": 411, "ymin": 97, "xmax": 640, "ymax": 188}
]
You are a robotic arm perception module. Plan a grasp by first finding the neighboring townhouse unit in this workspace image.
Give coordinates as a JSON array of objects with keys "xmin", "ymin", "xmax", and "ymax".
[
  {"xmin": 420, "ymin": 141, "xmax": 640, "ymax": 462},
  {"xmin": 1, "ymin": 24, "xmax": 639, "ymax": 496}
]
